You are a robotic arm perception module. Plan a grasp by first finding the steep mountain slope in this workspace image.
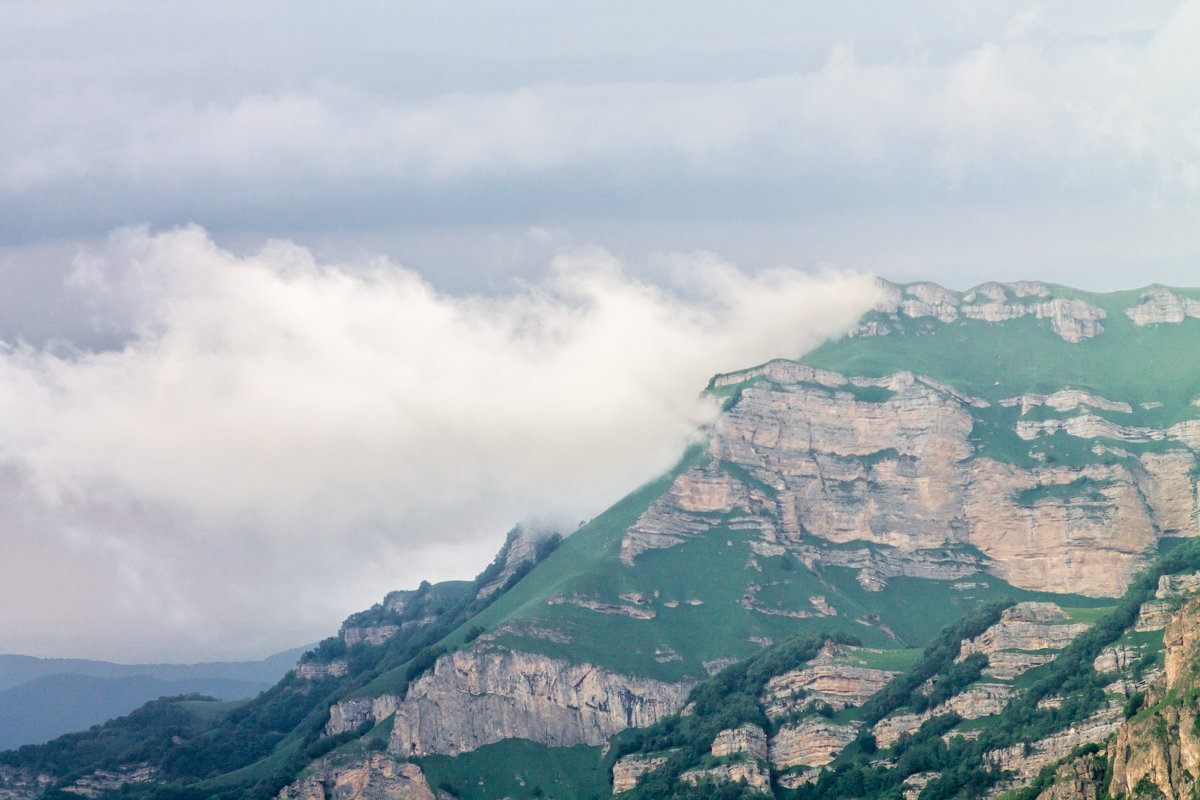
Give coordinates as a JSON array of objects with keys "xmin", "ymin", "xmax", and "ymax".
[{"xmin": 3, "ymin": 280, "xmax": 1200, "ymax": 800}]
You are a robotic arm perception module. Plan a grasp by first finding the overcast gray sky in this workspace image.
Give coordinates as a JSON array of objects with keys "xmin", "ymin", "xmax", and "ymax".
[{"xmin": 1, "ymin": 1, "xmax": 1198, "ymax": 661}]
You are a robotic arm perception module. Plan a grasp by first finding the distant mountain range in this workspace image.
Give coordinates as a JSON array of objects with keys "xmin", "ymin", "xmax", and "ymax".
[{"xmin": 0, "ymin": 647, "xmax": 308, "ymax": 751}]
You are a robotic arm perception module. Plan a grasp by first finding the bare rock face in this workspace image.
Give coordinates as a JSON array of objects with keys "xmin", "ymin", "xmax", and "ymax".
[
  {"xmin": 768, "ymin": 719, "xmax": 861, "ymax": 769},
  {"xmin": 342, "ymin": 626, "xmax": 401, "ymax": 647},
  {"xmin": 1001, "ymin": 390, "xmax": 1133, "ymax": 415},
  {"xmin": 1033, "ymin": 753, "xmax": 1107, "ymax": 800},
  {"xmin": 1136, "ymin": 600, "xmax": 1174, "ymax": 632},
  {"xmin": 297, "ymin": 660, "xmax": 350, "ymax": 681},
  {"xmin": 902, "ymin": 771, "xmax": 941, "ymax": 800},
  {"xmin": 1139, "ymin": 452, "xmax": 1200, "ymax": 537},
  {"xmin": 986, "ymin": 701, "xmax": 1123, "ymax": 784},
  {"xmin": 1158, "ymin": 572, "xmax": 1200, "ymax": 600},
  {"xmin": 1163, "ymin": 596, "xmax": 1200, "ymax": 690},
  {"xmin": 711, "ymin": 723, "xmax": 768, "ymax": 760},
  {"xmin": 959, "ymin": 603, "xmax": 1092, "ymax": 657},
  {"xmin": 1125, "ymin": 288, "xmax": 1200, "ymax": 326},
  {"xmin": 276, "ymin": 755, "xmax": 434, "ymax": 800},
  {"xmin": 868, "ymin": 280, "xmax": 1106, "ymax": 342},
  {"xmin": 1108, "ymin": 598, "xmax": 1200, "ymax": 800},
  {"xmin": 964, "ymin": 461, "xmax": 1157, "ymax": 597},
  {"xmin": 871, "ymin": 684, "xmax": 1014, "ymax": 747},
  {"xmin": 679, "ymin": 761, "xmax": 772, "ymax": 794},
  {"xmin": 476, "ymin": 528, "xmax": 541, "ymax": 600},
  {"xmin": 763, "ymin": 665, "xmax": 898, "ymax": 717},
  {"xmin": 387, "ymin": 647, "xmax": 692, "ymax": 757},
  {"xmin": 1094, "ymin": 644, "xmax": 1143, "ymax": 673},
  {"xmin": 59, "ymin": 766, "xmax": 155, "ymax": 798},
  {"xmin": 612, "ymin": 752, "xmax": 675, "ymax": 794},
  {"xmin": 326, "ymin": 695, "xmax": 403, "ymax": 736},
  {"xmin": 626, "ymin": 356, "xmax": 1181, "ymax": 599}
]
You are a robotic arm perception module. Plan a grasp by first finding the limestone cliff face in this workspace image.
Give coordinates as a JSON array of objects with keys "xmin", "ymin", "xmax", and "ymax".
[
  {"xmin": 711, "ymin": 724, "xmax": 768, "ymax": 760},
  {"xmin": 1125, "ymin": 288, "xmax": 1200, "ymax": 326},
  {"xmin": 612, "ymin": 753, "xmax": 674, "ymax": 794},
  {"xmin": 958, "ymin": 603, "xmax": 1092, "ymax": 660},
  {"xmin": 627, "ymin": 357, "xmax": 1194, "ymax": 598},
  {"xmin": 864, "ymin": 280, "xmax": 1106, "ymax": 342},
  {"xmin": 386, "ymin": 647, "xmax": 692, "ymax": 757},
  {"xmin": 768, "ymin": 719, "xmax": 860, "ymax": 769},
  {"xmin": 763, "ymin": 664, "xmax": 897, "ymax": 717},
  {"xmin": 680, "ymin": 761, "xmax": 772, "ymax": 794},
  {"xmin": 276, "ymin": 755, "xmax": 434, "ymax": 800},
  {"xmin": 1108, "ymin": 597, "xmax": 1200, "ymax": 800},
  {"xmin": 326, "ymin": 695, "xmax": 403, "ymax": 737}
]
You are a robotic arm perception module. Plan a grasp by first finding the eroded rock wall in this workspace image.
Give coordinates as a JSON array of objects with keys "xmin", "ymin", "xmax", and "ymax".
[{"xmin": 387, "ymin": 647, "xmax": 692, "ymax": 757}]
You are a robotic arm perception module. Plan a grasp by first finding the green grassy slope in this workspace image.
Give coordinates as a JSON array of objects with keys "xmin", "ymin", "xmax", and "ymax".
[{"xmin": 800, "ymin": 285, "xmax": 1200, "ymax": 413}]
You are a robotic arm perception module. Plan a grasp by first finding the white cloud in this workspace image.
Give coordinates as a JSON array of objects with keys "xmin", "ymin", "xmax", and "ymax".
[
  {"xmin": 0, "ymin": 226, "xmax": 878, "ymax": 660},
  {"xmin": 3, "ymin": 7, "xmax": 1198, "ymax": 200}
]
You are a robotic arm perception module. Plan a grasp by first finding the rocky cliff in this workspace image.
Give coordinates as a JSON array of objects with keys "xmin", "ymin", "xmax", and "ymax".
[
  {"xmin": 277, "ymin": 755, "xmax": 435, "ymax": 800},
  {"xmin": 1107, "ymin": 596, "xmax": 1200, "ymax": 800},
  {"xmin": 386, "ymin": 646, "xmax": 692, "ymax": 757},
  {"xmin": 628, "ymin": 356, "xmax": 1190, "ymax": 598}
]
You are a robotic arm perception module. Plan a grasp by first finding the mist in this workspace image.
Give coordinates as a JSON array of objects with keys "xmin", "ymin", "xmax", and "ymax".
[{"xmin": 0, "ymin": 226, "xmax": 880, "ymax": 661}]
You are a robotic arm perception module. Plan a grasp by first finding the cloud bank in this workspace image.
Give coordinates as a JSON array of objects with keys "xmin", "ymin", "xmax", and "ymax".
[
  {"xmin": 0, "ymin": 227, "xmax": 878, "ymax": 661},
  {"xmin": 2, "ymin": 2, "xmax": 1198, "ymax": 294}
]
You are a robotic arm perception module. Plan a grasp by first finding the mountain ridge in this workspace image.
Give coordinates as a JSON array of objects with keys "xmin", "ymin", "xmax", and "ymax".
[{"xmin": 4, "ymin": 278, "xmax": 1200, "ymax": 800}]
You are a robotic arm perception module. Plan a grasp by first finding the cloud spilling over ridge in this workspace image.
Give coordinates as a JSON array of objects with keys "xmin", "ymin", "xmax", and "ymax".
[{"xmin": 0, "ymin": 226, "xmax": 879, "ymax": 661}]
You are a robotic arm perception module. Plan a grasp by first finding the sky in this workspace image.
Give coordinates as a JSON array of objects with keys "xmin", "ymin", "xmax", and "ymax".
[{"xmin": 1, "ymin": 1, "xmax": 1198, "ymax": 662}]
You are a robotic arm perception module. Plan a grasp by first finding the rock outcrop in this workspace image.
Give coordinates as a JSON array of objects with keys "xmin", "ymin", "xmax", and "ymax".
[
  {"xmin": 1107, "ymin": 596, "xmax": 1200, "ymax": 800},
  {"xmin": 623, "ymin": 356, "xmax": 1190, "ymax": 598},
  {"xmin": 959, "ymin": 603, "xmax": 1091, "ymax": 658},
  {"xmin": 59, "ymin": 766, "xmax": 155, "ymax": 798},
  {"xmin": 679, "ymin": 761, "xmax": 772, "ymax": 794},
  {"xmin": 872, "ymin": 684, "xmax": 1014, "ymax": 748},
  {"xmin": 341, "ymin": 626, "xmax": 401, "ymax": 648},
  {"xmin": 1125, "ymin": 288, "xmax": 1200, "ymax": 326},
  {"xmin": 276, "ymin": 755, "xmax": 434, "ymax": 800},
  {"xmin": 387, "ymin": 647, "xmax": 691, "ymax": 757},
  {"xmin": 864, "ymin": 280, "xmax": 1107, "ymax": 342},
  {"xmin": 763, "ymin": 664, "xmax": 897, "ymax": 717},
  {"xmin": 711, "ymin": 724, "xmax": 768, "ymax": 760},
  {"xmin": 768, "ymin": 719, "xmax": 861, "ymax": 769},
  {"xmin": 1033, "ymin": 753, "xmax": 1107, "ymax": 800},
  {"xmin": 612, "ymin": 752, "xmax": 675, "ymax": 794},
  {"xmin": 985, "ymin": 701, "xmax": 1124, "ymax": 784},
  {"xmin": 297, "ymin": 660, "xmax": 350, "ymax": 681},
  {"xmin": 0, "ymin": 766, "xmax": 54, "ymax": 800},
  {"xmin": 326, "ymin": 695, "xmax": 403, "ymax": 736}
]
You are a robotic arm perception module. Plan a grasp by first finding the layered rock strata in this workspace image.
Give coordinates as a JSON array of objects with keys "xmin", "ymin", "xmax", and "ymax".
[
  {"xmin": 1108, "ymin": 596, "xmax": 1200, "ymax": 800},
  {"xmin": 959, "ymin": 603, "xmax": 1092, "ymax": 658},
  {"xmin": 768, "ymin": 719, "xmax": 861, "ymax": 769},
  {"xmin": 872, "ymin": 683, "xmax": 1015, "ymax": 748},
  {"xmin": 386, "ymin": 647, "xmax": 691, "ymax": 757},
  {"xmin": 612, "ymin": 752, "xmax": 675, "ymax": 794},
  {"xmin": 628, "ymin": 357, "xmax": 1195, "ymax": 598},
  {"xmin": 276, "ymin": 755, "xmax": 434, "ymax": 800},
  {"xmin": 326, "ymin": 695, "xmax": 403, "ymax": 737},
  {"xmin": 864, "ymin": 280, "xmax": 1106, "ymax": 342},
  {"xmin": 763, "ymin": 664, "xmax": 897, "ymax": 717},
  {"xmin": 679, "ymin": 761, "xmax": 772, "ymax": 794},
  {"xmin": 711, "ymin": 724, "xmax": 768, "ymax": 759},
  {"xmin": 1125, "ymin": 288, "xmax": 1200, "ymax": 326}
]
